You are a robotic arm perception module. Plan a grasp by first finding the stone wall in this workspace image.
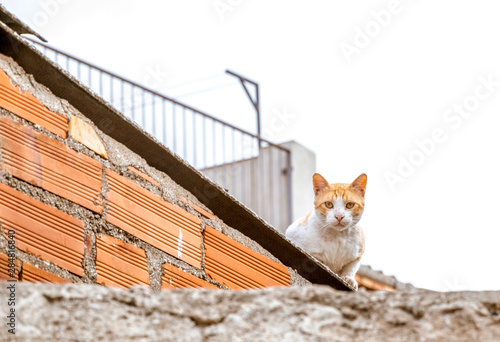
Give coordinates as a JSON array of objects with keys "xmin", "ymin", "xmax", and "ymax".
[{"xmin": 1, "ymin": 282, "xmax": 499, "ymax": 341}]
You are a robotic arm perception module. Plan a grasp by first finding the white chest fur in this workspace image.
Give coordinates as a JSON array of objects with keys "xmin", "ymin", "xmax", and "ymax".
[{"xmin": 286, "ymin": 211, "xmax": 362, "ymax": 274}]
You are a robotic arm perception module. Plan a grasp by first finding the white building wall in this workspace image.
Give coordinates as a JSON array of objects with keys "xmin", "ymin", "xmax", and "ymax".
[{"xmin": 202, "ymin": 140, "xmax": 316, "ymax": 234}]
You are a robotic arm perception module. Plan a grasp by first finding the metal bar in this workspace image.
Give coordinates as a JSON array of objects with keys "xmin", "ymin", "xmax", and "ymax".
[
  {"xmin": 222, "ymin": 125, "xmax": 227, "ymax": 190},
  {"xmin": 193, "ymin": 112, "xmax": 197, "ymax": 168},
  {"xmin": 110, "ymin": 76, "xmax": 113, "ymax": 105},
  {"xmin": 222, "ymin": 125, "xmax": 226, "ymax": 164},
  {"xmin": 241, "ymin": 133, "xmax": 246, "ymax": 203},
  {"xmin": 231, "ymin": 129, "xmax": 235, "ymax": 164},
  {"xmin": 203, "ymin": 117, "xmax": 207, "ymax": 168},
  {"xmin": 130, "ymin": 85, "xmax": 135, "ymax": 121},
  {"xmin": 256, "ymin": 83, "xmax": 260, "ymax": 143},
  {"xmin": 278, "ymin": 149, "xmax": 284, "ymax": 229},
  {"xmin": 212, "ymin": 121, "xmax": 217, "ymax": 169},
  {"xmin": 262, "ymin": 144, "xmax": 268, "ymax": 221},
  {"xmin": 286, "ymin": 150, "xmax": 293, "ymax": 226},
  {"xmin": 183, "ymin": 107, "xmax": 187, "ymax": 159},
  {"xmin": 226, "ymin": 69, "xmax": 258, "ymax": 87},
  {"xmin": 152, "ymin": 95, "xmax": 156, "ymax": 136},
  {"xmin": 162, "ymin": 100, "xmax": 166, "ymax": 146},
  {"xmin": 225, "ymin": 69, "xmax": 261, "ymax": 148},
  {"xmin": 269, "ymin": 146, "xmax": 274, "ymax": 226},
  {"xmin": 172, "ymin": 104, "xmax": 177, "ymax": 151},
  {"xmin": 260, "ymin": 141, "xmax": 268, "ymax": 221},
  {"xmin": 142, "ymin": 89, "xmax": 146, "ymax": 129},
  {"xmin": 213, "ymin": 121, "xmax": 218, "ymax": 184},
  {"xmin": 120, "ymin": 81, "xmax": 124, "ymax": 113},
  {"xmin": 99, "ymin": 71, "xmax": 103, "ymax": 96},
  {"xmin": 253, "ymin": 139, "xmax": 259, "ymax": 215},
  {"xmin": 231, "ymin": 128, "xmax": 236, "ymax": 197},
  {"xmin": 238, "ymin": 79, "xmax": 258, "ymax": 112}
]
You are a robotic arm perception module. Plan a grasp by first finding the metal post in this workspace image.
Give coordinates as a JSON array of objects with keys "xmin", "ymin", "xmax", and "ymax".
[{"xmin": 225, "ymin": 70, "xmax": 261, "ymax": 148}]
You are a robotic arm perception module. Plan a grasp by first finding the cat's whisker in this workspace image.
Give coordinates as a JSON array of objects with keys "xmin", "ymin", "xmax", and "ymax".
[{"xmin": 318, "ymin": 223, "xmax": 331, "ymax": 231}]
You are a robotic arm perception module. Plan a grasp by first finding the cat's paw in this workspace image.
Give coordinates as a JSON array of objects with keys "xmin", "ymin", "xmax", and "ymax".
[{"xmin": 342, "ymin": 276, "xmax": 358, "ymax": 290}]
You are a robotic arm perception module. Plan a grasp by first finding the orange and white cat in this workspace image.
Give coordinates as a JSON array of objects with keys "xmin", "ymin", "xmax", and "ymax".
[{"xmin": 286, "ymin": 173, "xmax": 366, "ymax": 289}]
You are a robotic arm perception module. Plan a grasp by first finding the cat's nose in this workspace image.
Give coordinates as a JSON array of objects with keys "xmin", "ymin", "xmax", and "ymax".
[{"xmin": 334, "ymin": 214, "xmax": 344, "ymax": 222}]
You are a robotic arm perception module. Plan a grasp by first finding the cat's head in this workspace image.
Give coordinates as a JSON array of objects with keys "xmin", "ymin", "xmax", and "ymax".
[{"xmin": 312, "ymin": 173, "xmax": 367, "ymax": 231}]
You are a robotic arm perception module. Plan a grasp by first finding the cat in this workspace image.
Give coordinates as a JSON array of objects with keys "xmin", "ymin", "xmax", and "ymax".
[{"xmin": 285, "ymin": 173, "xmax": 366, "ymax": 289}]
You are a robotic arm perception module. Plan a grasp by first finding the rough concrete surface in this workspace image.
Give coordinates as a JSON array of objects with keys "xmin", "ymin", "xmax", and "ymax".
[
  {"xmin": 1, "ymin": 283, "xmax": 499, "ymax": 342},
  {"xmin": 0, "ymin": 54, "xmax": 71, "ymax": 121}
]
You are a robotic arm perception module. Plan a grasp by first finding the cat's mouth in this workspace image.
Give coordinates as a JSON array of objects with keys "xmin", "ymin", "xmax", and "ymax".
[{"xmin": 331, "ymin": 220, "xmax": 350, "ymax": 230}]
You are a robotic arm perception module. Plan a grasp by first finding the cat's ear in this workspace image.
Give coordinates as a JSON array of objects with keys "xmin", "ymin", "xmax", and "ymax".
[
  {"xmin": 351, "ymin": 173, "xmax": 367, "ymax": 196},
  {"xmin": 313, "ymin": 173, "xmax": 329, "ymax": 196}
]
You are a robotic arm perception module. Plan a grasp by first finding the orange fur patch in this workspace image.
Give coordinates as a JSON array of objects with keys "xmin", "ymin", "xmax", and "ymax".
[
  {"xmin": 313, "ymin": 183, "xmax": 365, "ymax": 217},
  {"xmin": 299, "ymin": 210, "xmax": 312, "ymax": 225}
]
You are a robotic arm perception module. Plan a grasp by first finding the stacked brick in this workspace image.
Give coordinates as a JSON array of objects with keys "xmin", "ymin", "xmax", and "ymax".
[{"xmin": 0, "ymin": 60, "xmax": 293, "ymax": 291}]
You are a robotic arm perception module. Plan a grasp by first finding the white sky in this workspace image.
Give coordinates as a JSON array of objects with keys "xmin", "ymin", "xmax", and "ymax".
[{"xmin": 3, "ymin": 0, "xmax": 500, "ymax": 291}]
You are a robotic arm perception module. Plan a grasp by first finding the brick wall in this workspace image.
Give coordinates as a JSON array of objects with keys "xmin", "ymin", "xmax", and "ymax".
[{"xmin": 0, "ymin": 54, "xmax": 308, "ymax": 290}]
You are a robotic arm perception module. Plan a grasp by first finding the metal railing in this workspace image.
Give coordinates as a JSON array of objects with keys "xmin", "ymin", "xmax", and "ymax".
[{"xmin": 27, "ymin": 39, "xmax": 292, "ymax": 230}]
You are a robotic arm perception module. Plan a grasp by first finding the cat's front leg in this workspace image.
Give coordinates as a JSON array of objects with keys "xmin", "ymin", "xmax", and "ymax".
[{"xmin": 339, "ymin": 258, "xmax": 361, "ymax": 290}]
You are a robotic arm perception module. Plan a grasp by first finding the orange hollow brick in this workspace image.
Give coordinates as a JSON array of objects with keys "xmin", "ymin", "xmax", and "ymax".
[
  {"xmin": 0, "ymin": 69, "xmax": 67, "ymax": 138},
  {"xmin": 105, "ymin": 169, "xmax": 203, "ymax": 268},
  {"xmin": 0, "ymin": 183, "xmax": 85, "ymax": 277},
  {"xmin": 0, "ymin": 252, "xmax": 18, "ymax": 281},
  {"xmin": 20, "ymin": 263, "xmax": 71, "ymax": 284},
  {"xmin": 204, "ymin": 226, "xmax": 290, "ymax": 290},
  {"xmin": 162, "ymin": 263, "xmax": 219, "ymax": 290},
  {"xmin": 0, "ymin": 116, "xmax": 103, "ymax": 213},
  {"xmin": 95, "ymin": 234, "xmax": 149, "ymax": 289}
]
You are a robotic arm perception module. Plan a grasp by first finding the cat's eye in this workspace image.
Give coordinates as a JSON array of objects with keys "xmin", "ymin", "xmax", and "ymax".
[
  {"xmin": 346, "ymin": 202, "xmax": 355, "ymax": 209},
  {"xmin": 324, "ymin": 201, "xmax": 333, "ymax": 209}
]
